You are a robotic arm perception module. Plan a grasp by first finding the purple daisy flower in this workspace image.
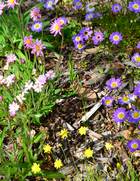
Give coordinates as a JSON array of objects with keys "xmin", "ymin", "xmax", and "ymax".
[
  {"xmin": 128, "ymin": 109, "xmax": 140, "ymax": 123},
  {"xmin": 106, "ymin": 77, "xmax": 122, "ymax": 90},
  {"xmin": 109, "ymin": 32, "xmax": 122, "ymax": 45},
  {"xmin": 85, "ymin": 12, "xmax": 94, "ymax": 21},
  {"xmin": 101, "ymin": 96, "xmax": 114, "ymax": 107},
  {"xmin": 73, "ymin": 0, "xmax": 83, "ymax": 10},
  {"xmin": 31, "ymin": 39, "xmax": 45, "ymax": 57},
  {"xmin": 72, "ymin": 34, "xmax": 84, "ymax": 45},
  {"xmin": 134, "ymin": 83, "xmax": 140, "ymax": 97},
  {"xmin": 86, "ymin": 2, "xmax": 95, "ymax": 13},
  {"xmin": 136, "ymin": 41, "xmax": 140, "ymax": 49},
  {"xmin": 118, "ymin": 95, "xmax": 130, "ymax": 105},
  {"xmin": 75, "ymin": 42, "xmax": 86, "ymax": 51},
  {"xmin": 112, "ymin": 4, "xmax": 122, "ymax": 13},
  {"xmin": 24, "ymin": 35, "xmax": 33, "ymax": 49},
  {"xmin": 44, "ymin": 0, "xmax": 54, "ymax": 10},
  {"xmin": 128, "ymin": 1, "xmax": 140, "ymax": 13},
  {"xmin": 131, "ymin": 53, "xmax": 140, "ymax": 67},
  {"xmin": 31, "ymin": 22, "xmax": 42, "ymax": 32},
  {"xmin": 127, "ymin": 139, "xmax": 140, "ymax": 152},
  {"xmin": 113, "ymin": 107, "xmax": 128, "ymax": 123},
  {"xmin": 92, "ymin": 31, "xmax": 104, "ymax": 45},
  {"xmin": 79, "ymin": 27, "xmax": 93, "ymax": 41}
]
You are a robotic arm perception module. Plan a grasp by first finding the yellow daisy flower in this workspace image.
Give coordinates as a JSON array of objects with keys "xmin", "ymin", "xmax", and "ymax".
[
  {"xmin": 84, "ymin": 148, "xmax": 93, "ymax": 158},
  {"xmin": 31, "ymin": 163, "xmax": 41, "ymax": 174},
  {"xmin": 78, "ymin": 126, "xmax": 88, "ymax": 135},
  {"xmin": 43, "ymin": 144, "xmax": 52, "ymax": 154},
  {"xmin": 105, "ymin": 142, "xmax": 114, "ymax": 150},
  {"xmin": 54, "ymin": 159, "xmax": 63, "ymax": 169},
  {"xmin": 59, "ymin": 129, "xmax": 68, "ymax": 139}
]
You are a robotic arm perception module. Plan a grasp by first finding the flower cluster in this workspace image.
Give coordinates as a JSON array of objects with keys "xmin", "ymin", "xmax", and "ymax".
[
  {"xmin": 0, "ymin": 74, "xmax": 16, "ymax": 87},
  {"xmin": 24, "ymin": 36, "xmax": 45, "ymax": 57},
  {"xmin": 102, "ymin": 77, "xmax": 140, "ymax": 152},
  {"xmin": 72, "ymin": 27, "xmax": 93, "ymax": 51},
  {"xmin": 85, "ymin": 2, "xmax": 102, "ymax": 21}
]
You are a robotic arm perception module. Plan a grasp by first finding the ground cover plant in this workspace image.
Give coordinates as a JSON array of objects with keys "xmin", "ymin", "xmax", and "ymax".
[{"xmin": 0, "ymin": 0, "xmax": 140, "ymax": 180}]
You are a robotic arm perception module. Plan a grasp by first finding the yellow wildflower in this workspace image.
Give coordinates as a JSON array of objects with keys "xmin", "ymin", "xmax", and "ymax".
[
  {"xmin": 54, "ymin": 159, "xmax": 63, "ymax": 169},
  {"xmin": 59, "ymin": 129, "xmax": 68, "ymax": 139},
  {"xmin": 105, "ymin": 142, "xmax": 113, "ymax": 150},
  {"xmin": 31, "ymin": 163, "xmax": 41, "ymax": 174},
  {"xmin": 78, "ymin": 126, "xmax": 88, "ymax": 135},
  {"xmin": 43, "ymin": 144, "xmax": 52, "ymax": 154},
  {"xmin": 84, "ymin": 148, "xmax": 93, "ymax": 158}
]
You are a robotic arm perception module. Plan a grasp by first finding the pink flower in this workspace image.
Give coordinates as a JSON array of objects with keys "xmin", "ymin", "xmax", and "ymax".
[
  {"xmin": 0, "ymin": 2, "xmax": 5, "ymax": 15},
  {"xmin": 37, "ymin": 74, "xmax": 47, "ymax": 85},
  {"xmin": 46, "ymin": 70, "xmax": 55, "ymax": 80},
  {"xmin": 6, "ymin": 53, "xmax": 16, "ymax": 63},
  {"xmin": 50, "ymin": 19, "xmax": 62, "ymax": 36},
  {"xmin": 0, "ymin": 96, "xmax": 3, "ymax": 102},
  {"xmin": 3, "ymin": 74, "xmax": 15, "ymax": 87},
  {"xmin": 31, "ymin": 39, "xmax": 45, "ymax": 57},
  {"xmin": 9, "ymin": 101, "xmax": 19, "ymax": 116},
  {"xmin": 30, "ymin": 7, "xmax": 41, "ymax": 21},
  {"xmin": 24, "ymin": 35, "xmax": 33, "ymax": 49},
  {"xmin": 33, "ymin": 82, "xmax": 44, "ymax": 93},
  {"xmin": 7, "ymin": 0, "xmax": 18, "ymax": 9}
]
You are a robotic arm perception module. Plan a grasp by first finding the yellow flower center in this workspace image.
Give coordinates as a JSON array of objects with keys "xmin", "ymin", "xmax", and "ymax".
[
  {"xmin": 105, "ymin": 100, "xmax": 111, "ymax": 105},
  {"xmin": 76, "ymin": 36, "xmax": 81, "ymax": 41},
  {"xmin": 113, "ymin": 35, "xmax": 119, "ymax": 41},
  {"xmin": 76, "ymin": 2, "xmax": 81, "ymax": 6},
  {"xmin": 136, "ymin": 56, "xmax": 140, "ymax": 62},
  {"xmin": 111, "ymin": 82, "xmax": 118, "ymax": 88},
  {"xmin": 132, "ymin": 112, "xmax": 139, "ymax": 119},
  {"xmin": 77, "ymin": 44, "xmax": 83, "ymax": 49},
  {"xmin": 48, "ymin": 1, "xmax": 53, "ymax": 6},
  {"xmin": 35, "ymin": 45, "xmax": 40, "ymax": 51},
  {"xmin": 54, "ymin": 24, "xmax": 60, "ymax": 31},
  {"xmin": 35, "ymin": 24, "xmax": 40, "ymax": 29},
  {"xmin": 133, "ymin": 4, "xmax": 139, "ymax": 10},
  {"xmin": 26, "ymin": 39, "xmax": 31, "ymax": 45},
  {"xmin": 132, "ymin": 143, "xmax": 138, "ymax": 149},
  {"xmin": 9, "ymin": 0, "xmax": 15, "ymax": 3},
  {"xmin": 118, "ymin": 112, "xmax": 125, "ymax": 119},
  {"xmin": 122, "ymin": 96, "xmax": 129, "ymax": 102}
]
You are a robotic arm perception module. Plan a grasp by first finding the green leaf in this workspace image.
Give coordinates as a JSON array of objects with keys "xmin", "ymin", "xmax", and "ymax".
[
  {"xmin": 43, "ymin": 41, "xmax": 54, "ymax": 49},
  {"xmin": 43, "ymin": 171, "xmax": 65, "ymax": 179}
]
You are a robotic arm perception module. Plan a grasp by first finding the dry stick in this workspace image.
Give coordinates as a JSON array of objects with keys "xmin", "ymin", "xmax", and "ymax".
[{"xmin": 73, "ymin": 82, "xmax": 128, "ymax": 129}]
